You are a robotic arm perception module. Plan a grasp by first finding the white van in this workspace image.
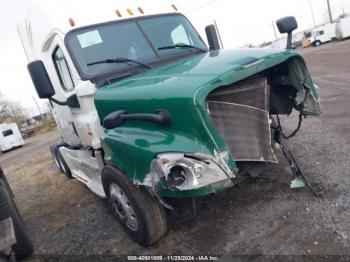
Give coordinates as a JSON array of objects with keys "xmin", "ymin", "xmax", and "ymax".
[
  {"xmin": 0, "ymin": 123, "xmax": 24, "ymax": 152},
  {"xmin": 304, "ymin": 23, "xmax": 336, "ymax": 47}
]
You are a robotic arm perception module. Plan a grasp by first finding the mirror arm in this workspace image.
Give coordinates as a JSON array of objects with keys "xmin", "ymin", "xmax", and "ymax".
[
  {"xmin": 286, "ymin": 32, "xmax": 293, "ymax": 49},
  {"xmin": 49, "ymin": 97, "xmax": 68, "ymax": 106}
]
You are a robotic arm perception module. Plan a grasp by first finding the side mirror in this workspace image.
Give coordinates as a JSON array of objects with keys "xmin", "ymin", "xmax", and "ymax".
[
  {"xmin": 276, "ymin": 16, "xmax": 298, "ymax": 49},
  {"xmin": 27, "ymin": 60, "xmax": 55, "ymax": 99},
  {"xmin": 205, "ymin": 24, "xmax": 220, "ymax": 50}
]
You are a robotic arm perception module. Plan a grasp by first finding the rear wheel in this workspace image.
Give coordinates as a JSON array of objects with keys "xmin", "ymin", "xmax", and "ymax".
[
  {"xmin": 102, "ymin": 165, "xmax": 167, "ymax": 247},
  {"xmin": 0, "ymin": 180, "xmax": 33, "ymax": 259}
]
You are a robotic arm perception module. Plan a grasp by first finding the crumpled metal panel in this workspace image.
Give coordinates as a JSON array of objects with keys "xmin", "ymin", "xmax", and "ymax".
[{"xmin": 207, "ymin": 76, "xmax": 277, "ymax": 162}]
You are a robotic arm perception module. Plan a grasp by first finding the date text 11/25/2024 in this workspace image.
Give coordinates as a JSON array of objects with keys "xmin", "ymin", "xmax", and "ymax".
[{"xmin": 127, "ymin": 255, "xmax": 220, "ymax": 261}]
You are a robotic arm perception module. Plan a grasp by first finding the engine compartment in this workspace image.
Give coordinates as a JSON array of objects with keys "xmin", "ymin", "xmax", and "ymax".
[{"xmin": 206, "ymin": 57, "xmax": 320, "ymax": 164}]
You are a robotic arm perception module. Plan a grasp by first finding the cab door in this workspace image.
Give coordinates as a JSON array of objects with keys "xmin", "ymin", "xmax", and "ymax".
[
  {"xmin": 46, "ymin": 34, "xmax": 80, "ymax": 145},
  {"xmin": 47, "ymin": 34, "xmax": 101, "ymax": 149}
]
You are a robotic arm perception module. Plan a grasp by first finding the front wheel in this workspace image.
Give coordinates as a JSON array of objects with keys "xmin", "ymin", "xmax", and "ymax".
[{"xmin": 102, "ymin": 165, "xmax": 167, "ymax": 247}]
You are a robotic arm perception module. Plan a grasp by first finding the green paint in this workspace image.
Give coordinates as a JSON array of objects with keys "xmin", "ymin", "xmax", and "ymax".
[{"xmin": 95, "ymin": 48, "xmax": 320, "ymax": 198}]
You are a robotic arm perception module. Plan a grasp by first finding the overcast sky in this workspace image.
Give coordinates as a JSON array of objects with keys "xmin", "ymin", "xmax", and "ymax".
[{"xmin": 0, "ymin": 0, "xmax": 349, "ymax": 116}]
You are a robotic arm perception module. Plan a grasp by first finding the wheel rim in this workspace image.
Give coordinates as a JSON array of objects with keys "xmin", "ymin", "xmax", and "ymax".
[{"xmin": 109, "ymin": 183, "xmax": 139, "ymax": 231}]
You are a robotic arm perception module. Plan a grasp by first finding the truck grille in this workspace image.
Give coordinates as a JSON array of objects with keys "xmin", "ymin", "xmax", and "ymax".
[{"xmin": 206, "ymin": 76, "xmax": 276, "ymax": 162}]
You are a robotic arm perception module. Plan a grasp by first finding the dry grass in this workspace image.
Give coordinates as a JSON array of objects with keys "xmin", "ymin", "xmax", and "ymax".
[
  {"xmin": 8, "ymin": 149, "xmax": 99, "ymax": 237},
  {"xmin": 36, "ymin": 121, "xmax": 57, "ymax": 134}
]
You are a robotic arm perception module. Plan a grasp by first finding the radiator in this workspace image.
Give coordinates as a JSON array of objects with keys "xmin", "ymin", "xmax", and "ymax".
[{"xmin": 206, "ymin": 76, "xmax": 277, "ymax": 162}]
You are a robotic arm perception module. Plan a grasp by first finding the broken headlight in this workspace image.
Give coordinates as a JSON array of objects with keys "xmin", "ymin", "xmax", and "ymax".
[{"xmin": 151, "ymin": 153, "xmax": 230, "ymax": 191}]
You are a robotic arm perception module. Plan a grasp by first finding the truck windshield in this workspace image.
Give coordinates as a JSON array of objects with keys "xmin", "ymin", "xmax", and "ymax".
[{"xmin": 65, "ymin": 14, "xmax": 207, "ymax": 81}]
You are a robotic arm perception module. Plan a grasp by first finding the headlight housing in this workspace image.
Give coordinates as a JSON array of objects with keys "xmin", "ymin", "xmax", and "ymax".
[{"xmin": 150, "ymin": 153, "xmax": 230, "ymax": 191}]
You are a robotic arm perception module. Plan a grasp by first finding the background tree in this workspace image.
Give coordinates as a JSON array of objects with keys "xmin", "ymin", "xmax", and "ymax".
[{"xmin": 0, "ymin": 92, "xmax": 27, "ymax": 125}]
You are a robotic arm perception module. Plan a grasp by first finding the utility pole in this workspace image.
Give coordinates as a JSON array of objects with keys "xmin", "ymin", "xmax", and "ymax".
[
  {"xmin": 272, "ymin": 21, "xmax": 278, "ymax": 40},
  {"xmin": 327, "ymin": 0, "xmax": 333, "ymax": 23},
  {"xmin": 308, "ymin": 0, "xmax": 316, "ymax": 27},
  {"xmin": 32, "ymin": 96, "xmax": 43, "ymax": 121}
]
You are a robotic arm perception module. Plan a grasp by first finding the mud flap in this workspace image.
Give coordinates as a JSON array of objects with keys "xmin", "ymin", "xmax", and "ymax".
[{"xmin": 275, "ymin": 130, "xmax": 321, "ymax": 197}]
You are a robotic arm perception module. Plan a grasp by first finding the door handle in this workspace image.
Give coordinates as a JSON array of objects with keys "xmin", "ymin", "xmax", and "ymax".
[{"xmin": 103, "ymin": 109, "xmax": 171, "ymax": 129}]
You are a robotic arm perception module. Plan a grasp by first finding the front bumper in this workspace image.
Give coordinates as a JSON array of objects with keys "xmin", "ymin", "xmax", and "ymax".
[
  {"xmin": 141, "ymin": 152, "xmax": 237, "ymax": 198},
  {"xmin": 156, "ymin": 178, "xmax": 234, "ymax": 198}
]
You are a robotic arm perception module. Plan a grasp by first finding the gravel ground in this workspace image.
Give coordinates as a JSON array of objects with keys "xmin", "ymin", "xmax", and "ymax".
[{"xmin": 0, "ymin": 40, "xmax": 349, "ymax": 259}]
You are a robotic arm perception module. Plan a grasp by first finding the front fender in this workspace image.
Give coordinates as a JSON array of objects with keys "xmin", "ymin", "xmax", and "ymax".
[{"xmin": 101, "ymin": 105, "xmax": 236, "ymax": 184}]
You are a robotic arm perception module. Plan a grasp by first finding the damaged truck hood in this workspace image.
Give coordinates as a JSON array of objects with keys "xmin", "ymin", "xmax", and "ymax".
[
  {"xmin": 95, "ymin": 48, "xmax": 318, "ymax": 196},
  {"xmin": 94, "ymin": 48, "xmax": 304, "ymax": 110}
]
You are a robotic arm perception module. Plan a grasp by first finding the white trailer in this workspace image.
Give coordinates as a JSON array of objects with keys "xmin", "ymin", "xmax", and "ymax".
[
  {"xmin": 335, "ymin": 14, "xmax": 350, "ymax": 39},
  {"xmin": 0, "ymin": 123, "xmax": 24, "ymax": 152}
]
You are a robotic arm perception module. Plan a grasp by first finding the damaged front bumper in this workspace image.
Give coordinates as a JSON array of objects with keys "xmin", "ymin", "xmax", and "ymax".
[{"xmin": 139, "ymin": 152, "xmax": 237, "ymax": 198}]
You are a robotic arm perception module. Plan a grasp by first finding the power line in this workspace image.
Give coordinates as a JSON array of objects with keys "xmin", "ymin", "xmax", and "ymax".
[
  {"xmin": 226, "ymin": 7, "xmax": 328, "ymax": 46},
  {"xmin": 186, "ymin": 0, "xmax": 220, "ymax": 13},
  {"xmin": 189, "ymin": 0, "xmax": 348, "ymax": 47}
]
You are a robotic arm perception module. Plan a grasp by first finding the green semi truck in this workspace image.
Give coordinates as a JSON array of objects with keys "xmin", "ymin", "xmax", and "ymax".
[{"xmin": 19, "ymin": 2, "xmax": 320, "ymax": 246}]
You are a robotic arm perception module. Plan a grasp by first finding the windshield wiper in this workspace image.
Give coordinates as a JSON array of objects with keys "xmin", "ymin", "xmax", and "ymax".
[
  {"xmin": 158, "ymin": 43, "xmax": 207, "ymax": 52},
  {"xmin": 87, "ymin": 58, "xmax": 152, "ymax": 69}
]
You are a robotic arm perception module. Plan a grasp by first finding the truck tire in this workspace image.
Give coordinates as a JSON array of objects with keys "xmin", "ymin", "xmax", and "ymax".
[
  {"xmin": 101, "ymin": 165, "xmax": 167, "ymax": 247},
  {"xmin": 0, "ymin": 180, "xmax": 33, "ymax": 259},
  {"xmin": 49, "ymin": 144, "xmax": 63, "ymax": 173},
  {"xmin": 56, "ymin": 147, "xmax": 72, "ymax": 179}
]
